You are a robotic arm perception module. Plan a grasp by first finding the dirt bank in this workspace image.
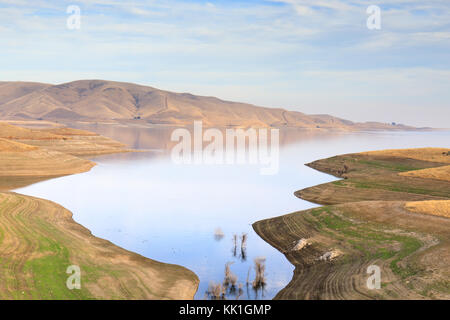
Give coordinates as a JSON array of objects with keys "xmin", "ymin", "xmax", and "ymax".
[
  {"xmin": 253, "ymin": 148, "xmax": 450, "ymax": 299},
  {"xmin": 0, "ymin": 122, "xmax": 199, "ymax": 299}
]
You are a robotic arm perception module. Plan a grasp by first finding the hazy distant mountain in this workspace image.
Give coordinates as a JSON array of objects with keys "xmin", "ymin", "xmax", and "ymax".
[{"xmin": 0, "ymin": 80, "xmax": 416, "ymax": 130}]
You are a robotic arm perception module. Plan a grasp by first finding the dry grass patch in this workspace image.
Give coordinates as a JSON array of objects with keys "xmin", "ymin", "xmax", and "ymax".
[
  {"xmin": 41, "ymin": 127, "xmax": 98, "ymax": 136},
  {"xmin": 405, "ymin": 200, "xmax": 450, "ymax": 218},
  {"xmin": 0, "ymin": 122, "xmax": 64, "ymax": 140},
  {"xmin": 0, "ymin": 122, "xmax": 129, "ymax": 160},
  {"xmin": 18, "ymin": 137, "xmax": 127, "ymax": 157},
  {"xmin": 0, "ymin": 138, "xmax": 38, "ymax": 152},
  {"xmin": 400, "ymin": 165, "xmax": 450, "ymax": 182},
  {"xmin": 0, "ymin": 148, "xmax": 95, "ymax": 177},
  {"xmin": 362, "ymin": 148, "xmax": 450, "ymax": 164},
  {"xmin": 0, "ymin": 123, "xmax": 130, "ymax": 189}
]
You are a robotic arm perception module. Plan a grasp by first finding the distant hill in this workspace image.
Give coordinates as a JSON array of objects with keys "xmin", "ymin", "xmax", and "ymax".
[{"xmin": 0, "ymin": 80, "xmax": 417, "ymax": 130}]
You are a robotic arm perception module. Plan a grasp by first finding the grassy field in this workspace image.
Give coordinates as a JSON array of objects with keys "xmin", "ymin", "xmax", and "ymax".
[{"xmin": 254, "ymin": 148, "xmax": 450, "ymax": 299}]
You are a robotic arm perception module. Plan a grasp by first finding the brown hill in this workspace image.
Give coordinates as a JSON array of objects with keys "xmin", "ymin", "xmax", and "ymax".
[
  {"xmin": 0, "ymin": 80, "xmax": 416, "ymax": 130},
  {"xmin": 0, "ymin": 81, "xmax": 50, "ymax": 105}
]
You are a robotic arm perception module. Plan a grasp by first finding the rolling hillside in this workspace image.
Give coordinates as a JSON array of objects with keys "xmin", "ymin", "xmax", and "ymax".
[{"xmin": 0, "ymin": 80, "xmax": 415, "ymax": 130}]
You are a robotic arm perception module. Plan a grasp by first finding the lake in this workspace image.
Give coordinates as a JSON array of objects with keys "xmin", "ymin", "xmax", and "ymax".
[{"xmin": 16, "ymin": 125, "xmax": 450, "ymax": 299}]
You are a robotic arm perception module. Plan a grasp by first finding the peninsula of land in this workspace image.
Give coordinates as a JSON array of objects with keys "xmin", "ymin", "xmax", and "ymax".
[{"xmin": 253, "ymin": 148, "xmax": 450, "ymax": 299}]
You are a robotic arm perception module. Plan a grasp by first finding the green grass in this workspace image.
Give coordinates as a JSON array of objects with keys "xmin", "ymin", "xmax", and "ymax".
[
  {"xmin": 357, "ymin": 160, "xmax": 422, "ymax": 172},
  {"xmin": 351, "ymin": 181, "xmax": 448, "ymax": 197},
  {"xmin": 24, "ymin": 234, "xmax": 93, "ymax": 299},
  {"xmin": 309, "ymin": 208, "xmax": 424, "ymax": 278},
  {"xmin": 421, "ymin": 280, "xmax": 450, "ymax": 297},
  {"xmin": 331, "ymin": 179, "xmax": 450, "ymax": 198},
  {"xmin": 7, "ymin": 211, "xmax": 96, "ymax": 300},
  {"xmin": 388, "ymin": 236, "xmax": 423, "ymax": 279},
  {"xmin": 374, "ymin": 248, "xmax": 397, "ymax": 260}
]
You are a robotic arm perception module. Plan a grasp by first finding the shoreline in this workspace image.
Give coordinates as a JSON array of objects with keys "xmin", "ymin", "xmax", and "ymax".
[
  {"xmin": 0, "ymin": 123, "xmax": 199, "ymax": 299},
  {"xmin": 3, "ymin": 118, "xmax": 441, "ymax": 132},
  {"xmin": 0, "ymin": 191, "xmax": 199, "ymax": 299},
  {"xmin": 253, "ymin": 148, "xmax": 450, "ymax": 299}
]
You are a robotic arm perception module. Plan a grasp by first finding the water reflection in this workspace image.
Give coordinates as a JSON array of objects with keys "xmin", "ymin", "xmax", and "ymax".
[
  {"xmin": 251, "ymin": 258, "xmax": 267, "ymax": 298},
  {"xmin": 70, "ymin": 122, "xmax": 353, "ymax": 155},
  {"xmin": 232, "ymin": 234, "xmax": 238, "ymax": 258},
  {"xmin": 230, "ymin": 233, "xmax": 248, "ymax": 262},
  {"xmin": 16, "ymin": 125, "xmax": 450, "ymax": 300},
  {"xmin": 214, "ymin": 228, "xmax": 225, "ymax": 241},
  {"xmin": 240, "ymin": 234, "xmax": 248, "ymax": 262},
  {"xmin": 205, "ymin": 258, "xmax": 267, "ymax": 300}
]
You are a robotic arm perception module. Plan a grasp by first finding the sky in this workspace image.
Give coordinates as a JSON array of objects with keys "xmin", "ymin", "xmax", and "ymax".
[{"xmin": 0, "ymin": 0, "xmax": 449, "ymax": 127}]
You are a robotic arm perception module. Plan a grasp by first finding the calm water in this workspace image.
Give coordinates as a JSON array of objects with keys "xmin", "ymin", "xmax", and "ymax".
[{"xmin": 16, "ymin": 125, "xmax": 450, "ymax": 299}]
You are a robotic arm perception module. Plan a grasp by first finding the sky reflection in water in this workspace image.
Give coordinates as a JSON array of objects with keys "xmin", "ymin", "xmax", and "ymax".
[{"xmin": 17, "ymin": 126, "xmax": 450, "ymax": 299}]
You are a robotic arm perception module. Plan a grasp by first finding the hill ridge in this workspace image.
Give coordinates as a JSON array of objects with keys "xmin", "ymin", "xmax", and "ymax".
[{"xmin": 0, "ymin": 80, "xmax": 417, "ymax": 130}]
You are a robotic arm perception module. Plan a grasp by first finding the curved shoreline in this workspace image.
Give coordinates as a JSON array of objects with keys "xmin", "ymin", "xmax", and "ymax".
[
  {"xmin": 0, "ymin": 191, "xmax": 199, "ymax": 299},
  {"xmin": 253, "ymin": 148, "xmax": 450, "ymax": 299},
  {"xmin": 0, "ymin": 123, "xmax": 199, "ymax": 299}
]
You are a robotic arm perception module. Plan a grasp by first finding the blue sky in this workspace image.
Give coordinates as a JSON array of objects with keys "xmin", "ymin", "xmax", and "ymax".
[{"xmin": 0, "ymin": 0, "xmax": 449, "ymax": 127}]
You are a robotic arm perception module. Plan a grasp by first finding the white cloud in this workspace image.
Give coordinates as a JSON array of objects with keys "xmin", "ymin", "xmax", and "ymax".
[{"xmin": 0, "ymin": 0, "xmax": 449, "ymax": 127}]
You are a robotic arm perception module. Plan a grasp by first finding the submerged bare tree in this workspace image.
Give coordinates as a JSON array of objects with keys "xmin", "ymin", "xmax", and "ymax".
[
  {"xmin": 214, "ymin": 228, "xmax": 225, "ymax": 241},
  {"xmin": 241, "ymin": 233, "xmax": 248, "ymax": 248},
  {"xmin": 236, "ymin": 283, "xmax": 244, "ymax": 300},
  {"xmin": 206, "ymin": 281, "xmax": 226, "ymax": 300},
  {"xmin": 252, "ymin": 257, "xmax": 266, "ymax": 290},
  {"xmin": 240, "ymin": 233, "xmax": 248, "ymax": 261},
  {"xmin": 224, "ymin": 262, "xmax": 238, "ymax": 288},
  {"xmin": 205, "ymin": 261, "xmax": 243, "ymax": 300},
  {"xmin": 232, "ymin": 234, "xmax": 238, "ymax": 257}
]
